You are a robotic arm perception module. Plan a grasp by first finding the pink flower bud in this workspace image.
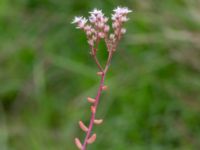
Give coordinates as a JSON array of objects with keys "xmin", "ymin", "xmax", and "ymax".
[
  {"xmin": 84, "ymin": 25, "xmax": 91, "ymax": 31},
  {"xmin": 97, "ymin": 13, "xmax": 103, "ymax": 19},
  {"xmin": 104, "ymin": 25, "xmax": 110, "ymax": 32},
  {"xmin": 86, "ymin": 31, "xmax": 92, "ymax": 36},
  {"xmin": 91, "ymin": 28, "xmax": 95, "ymax": 33},
  {"xmin": 98, "ymin": 32, "xmax": 105, "ymax": 38},
  {"xmin": 88, "ymin": 39, "xmax": 94, "ymax": 46},
  {"xmin": 98, "ymin": 23, "xmax": 104, "ymax": 28}
]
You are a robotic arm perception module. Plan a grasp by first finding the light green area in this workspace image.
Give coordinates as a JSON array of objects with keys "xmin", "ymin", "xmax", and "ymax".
[{"xmin": 0, "ymin": 0, "xmax": 200, "ymax": 149}]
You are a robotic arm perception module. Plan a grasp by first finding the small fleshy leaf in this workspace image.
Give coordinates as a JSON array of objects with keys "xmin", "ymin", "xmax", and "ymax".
[
  {"xmin": 94, "ymin": 119, "xmax": 103, "ymax": 125},
  {"xmin": 87, "ymin": 97, "xmax": 96, "ymax": 103},
  {"xmin": 87, "ymin": 133, "xmax": 97, "ymax": 144},
  {"xmin": 97, "ymin": 71, "xmax": 103, "ymax": 76},
  {"xmin": 75, "ymin": 138, "xmax": 83, "ymax": 149},
  {"xmin": 79, "ymin": 121, "xmax": 88, "ymax": 132}
]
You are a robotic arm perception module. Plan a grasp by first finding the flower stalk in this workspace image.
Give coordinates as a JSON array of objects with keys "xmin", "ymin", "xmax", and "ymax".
[{"xmin": 72, "ymin": 7, "xmax": 132, "ymax": 150}]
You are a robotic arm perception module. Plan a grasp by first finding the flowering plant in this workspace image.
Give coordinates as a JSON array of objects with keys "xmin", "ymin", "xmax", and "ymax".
[{"xmin": 72, "ymin": 7, "xmax": 132, "ymax": 150}]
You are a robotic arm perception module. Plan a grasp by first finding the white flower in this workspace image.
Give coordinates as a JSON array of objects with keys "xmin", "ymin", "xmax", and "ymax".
[
  {"xmin": 121, "ymin": 28, "xmax": 126, "ymax": 34},
  {"xmin": 77, "ymin": 17, "xmax": 88, "ymax": 29},
  {"xmin": 110, "ymin": 34, "xmax": 115, "ymax": 40},
  {"xmin": 113, "ymin": 7, "xmax": 132, "ymax": 14},
  {"xmin": 89, "ymin": 14, "xmax": 96, "ymax": 23},
  {"xmin": 71, "ymin": 16, "xmax": 83, "ymax": 24},
  {"xmin": 72, "ymin": 16, "xmax": 88, "ymax": 29},
  {"xmin": 111, "ymin": 14, "xmax": 118, "ymax": 20},
  {"xmin": 89, "ymin": 8, "xmax": 103, "ymax": 15}
]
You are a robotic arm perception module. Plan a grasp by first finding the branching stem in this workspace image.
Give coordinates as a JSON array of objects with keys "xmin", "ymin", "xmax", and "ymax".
[{"xmin": 82, "ymin": 51, "xmax": 113, "ymax": 150}]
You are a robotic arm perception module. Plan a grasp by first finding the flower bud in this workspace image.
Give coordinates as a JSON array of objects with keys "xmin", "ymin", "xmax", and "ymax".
[
  {"xmin": 86, "ymin": 31, "xmax": 92, "ymax": 36},
  {"xmin": 98, "ymin": 23, "xmax": 104, "ymax": 28},
  {"xmin": 110, "ymin": 34, "xmax": 115, "ymax": 40},
  {"xmin": 98, "ymin": 32, "xmax": 105, "ymax": 38},
  {"xmin": 92, "ymin": 35, "xmax": 97, "ymax": 41},
  {"xmin": 121, "ymin": 28, "xmax": 126, "ymax": 34},
  {"xmin": 104, "ymin": 17, "xmax": 108, "ymax": 22},
  {"xmin": 88, "ymin": 39, "xmax": 94, "ymax": 46},
  {"xmin": 104, "ymin": 25, "xmax": 110, "ymax": 32},
  {"xmin": 112, "ymin": 22, "xmax": 118, "ymax": 28}
]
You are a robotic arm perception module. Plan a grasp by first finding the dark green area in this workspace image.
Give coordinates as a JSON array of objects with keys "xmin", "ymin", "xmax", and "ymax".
[{"xmin": 0, "ymin": 0, "xmax": 200, "ymax": 149}]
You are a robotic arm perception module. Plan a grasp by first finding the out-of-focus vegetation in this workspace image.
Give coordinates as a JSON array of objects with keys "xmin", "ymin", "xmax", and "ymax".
[{"xmin": 0, "ymin": 0, "xmax": 200, "ymax": 149}]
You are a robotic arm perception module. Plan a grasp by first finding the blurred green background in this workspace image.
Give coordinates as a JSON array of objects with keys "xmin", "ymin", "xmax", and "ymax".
[{"xmin": 0, "ymin": 0, "xmax": 200, "ymax": 150}]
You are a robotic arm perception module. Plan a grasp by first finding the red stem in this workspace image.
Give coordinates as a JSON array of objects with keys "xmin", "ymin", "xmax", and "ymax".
[{"xmin": 82, "ymin": 72, "xmax": 105, "ymax": 150}]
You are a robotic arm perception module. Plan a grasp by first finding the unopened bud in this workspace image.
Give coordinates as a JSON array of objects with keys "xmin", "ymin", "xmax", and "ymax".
[
  {"xmin": 104, "ymin": 25, "xmax": 110, "ymax": 32},
  {"xmin": 86, "ymin": 31, "xmax": 92, "ymax": 36},
  {"xmin": 88, "ymin": 39, "xmax": 94, "ymax": 46},
  {"xmin": 98, "ymin": 23, "xmax": 104, "ymax": 28},
  {"xmin": 104, "ymin": 17, "xmax": 108, "ymax": 23},
  {"xmin": 110, "ymin": 34, "xmax": 115, "ymax": 40},
  {"xmin": 92, "ymin": 35, "xmax": 97, "ymax": 41},
  {"xmin": 121, "ymin": 28, "xmax": 126, "ymax": 34},
  {"xmin": 98, "ymin": 32, "xmax": 104, "ymax": 38},
  {"xmin": 112, "ymin": 22, "xmax": 118, "ymax": 28}
]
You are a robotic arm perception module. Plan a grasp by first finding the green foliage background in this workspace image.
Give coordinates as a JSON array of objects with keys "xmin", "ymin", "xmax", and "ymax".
[{"xmin": 0, "ymin": 0, "xmax": 200, "ymax": 149}]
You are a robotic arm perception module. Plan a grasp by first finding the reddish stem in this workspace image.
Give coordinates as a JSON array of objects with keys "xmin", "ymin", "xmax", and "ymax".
[{"xmin": 82, "ymin": 72, "xmax": 105, "ymax": 150}]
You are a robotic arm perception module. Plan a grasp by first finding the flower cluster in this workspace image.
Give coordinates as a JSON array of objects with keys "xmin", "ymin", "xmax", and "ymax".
[
  {"xmin": 72, "ymin": 7, "xmax": 132, "ymax": 150},
  {"xmin": 72, "ymin": 7, "xmax": 132, "ymax": 51}
]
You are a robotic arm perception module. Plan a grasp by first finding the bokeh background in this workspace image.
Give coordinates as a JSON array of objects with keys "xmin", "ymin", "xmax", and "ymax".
[{"xmin": 0, "ymin": 0, "xmax": 200, "ymax": 150}]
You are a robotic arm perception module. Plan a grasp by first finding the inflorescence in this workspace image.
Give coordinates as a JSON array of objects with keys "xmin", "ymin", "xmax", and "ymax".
[{"xmin": 72, "ymin": 7, "xmax": 132, "ymax": 150}]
